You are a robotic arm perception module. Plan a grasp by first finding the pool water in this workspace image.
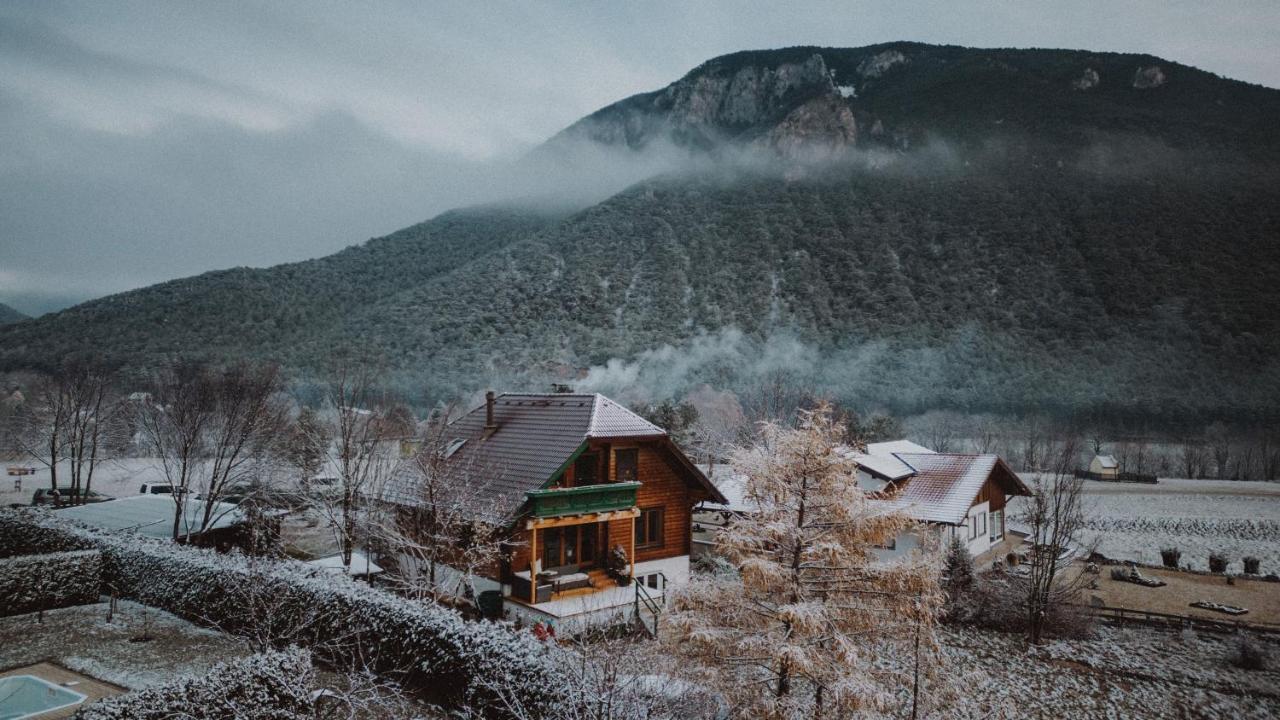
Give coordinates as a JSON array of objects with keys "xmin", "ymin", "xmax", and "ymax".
[{"xmin": 0, "ymin": 675, "xmax": 87, "ymax": 720}]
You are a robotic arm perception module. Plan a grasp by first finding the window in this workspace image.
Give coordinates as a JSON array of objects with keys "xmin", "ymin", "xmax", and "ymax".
[
  {"xmin": 615, "ymin": 448, "xmax": 638, "ymax": 482},
  {"xmin": 635, "ymin": 507, "xmax": 664, "ymax": 547},
  {"xmin": 990, "ymin": 509, "xmax": 1004, "ymax": 541},
  {"xmin": 574, "ymin": 453, "xmax": 599, "ymax": 485}
]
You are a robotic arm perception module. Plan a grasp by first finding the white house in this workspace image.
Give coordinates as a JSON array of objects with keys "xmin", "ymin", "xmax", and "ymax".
[
  {"xmin": 1088, "ymin": 454, "xmax": 1119, "ymax": 479},
  {"xmin": 866, "ymin": 450, "xmax": 1030, "ymax": 563},
  {"xmin": 697, "ymin": 440, "xmax": 1030, "ymax": 566}
]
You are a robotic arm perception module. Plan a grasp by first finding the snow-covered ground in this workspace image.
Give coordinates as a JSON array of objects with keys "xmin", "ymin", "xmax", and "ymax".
[
  {"xmin": 1, "ymin": 458, "xmax": 171, "ymax": 506},
  {"xmin": 0, "ymin": 601, "xmax": 250, "ymax": 689},
  {"xmin": 934, "ymin": 625, "xmax": 1280, "ymax": 719},
  {"xmin": 1010, "ymin": 478, "xmax": 1280, "ymax": 575}
]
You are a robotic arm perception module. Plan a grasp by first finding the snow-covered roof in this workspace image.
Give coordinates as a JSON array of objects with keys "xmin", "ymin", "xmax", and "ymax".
[
  {"xmin": 840, "ymin": 439, "xmax": 935, "ymax": 480},
  {"xmin": 54, "ymin": 494, "xmax": 245, "ymax": 539},
  {"xmin": 882, "ymin": 453, "xmax": 1030, "ymax": 525},
  {"xmin": 587, "ymin": 394, "xmax": 667, "ymax": 438},
  {"xmin": 696, "ymin": 465, "xmax": 749, "ymax": 512},
  {"xmin": 1094, "ymin": 455, "xmax": 1119, "ymax": 468},
  {"xmin": 381, "ymin": 392, "xmax": 724, "ymax": 515},
  {"xmin": 307, "ymin": 551, "xmax": 384, "ymax": 576},
  {"xmin": 868, "ymin": 440, "xmax": 936, "ymax": 456}
]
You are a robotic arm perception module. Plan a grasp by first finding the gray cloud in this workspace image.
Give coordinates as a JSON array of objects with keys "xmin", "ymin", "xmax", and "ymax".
[{"xmin": 1, "ymin": 1, "xmax": 1276, "ymax": 314}]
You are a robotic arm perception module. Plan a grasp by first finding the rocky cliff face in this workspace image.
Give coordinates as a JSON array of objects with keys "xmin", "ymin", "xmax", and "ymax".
[{"xmin": 553, "ymin": 52, "xmax": 860, "ymax": 157}]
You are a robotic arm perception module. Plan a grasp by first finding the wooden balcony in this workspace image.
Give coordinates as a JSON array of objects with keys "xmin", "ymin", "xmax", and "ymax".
[{"xmin": 525, "ymin": 481, "xmax": 640, "ymax": 519}]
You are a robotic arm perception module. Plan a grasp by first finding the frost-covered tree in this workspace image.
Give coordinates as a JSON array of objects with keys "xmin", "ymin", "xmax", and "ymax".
[
  {"xmin": 941, "ymin": 535, "xmax": 975, "ymax": 623},
  {"xmin": 667, "ymin": 403, "xmax": 942, "ymax": 718}
]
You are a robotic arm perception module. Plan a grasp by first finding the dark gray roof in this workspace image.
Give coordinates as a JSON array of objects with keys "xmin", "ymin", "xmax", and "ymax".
[{"xmin": 390, "ymin": 393, "xmax": 671, "ymax": 517}]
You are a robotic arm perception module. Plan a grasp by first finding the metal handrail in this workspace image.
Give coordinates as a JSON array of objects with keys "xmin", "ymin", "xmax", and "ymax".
[{"xmin": 633, "ymin": 571, "xmax": 667, "ymax": 638}]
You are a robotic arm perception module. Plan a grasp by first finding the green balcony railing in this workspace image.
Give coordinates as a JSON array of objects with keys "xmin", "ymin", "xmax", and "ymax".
[{"xmin": 526, "ymin": 481, "xmax": 640, "ymax": 518}]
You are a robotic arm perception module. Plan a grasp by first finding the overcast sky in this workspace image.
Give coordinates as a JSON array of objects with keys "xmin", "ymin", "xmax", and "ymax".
[{"xmin": 2, "ymin": 1, "xmax": 1276, "ymax": 315}]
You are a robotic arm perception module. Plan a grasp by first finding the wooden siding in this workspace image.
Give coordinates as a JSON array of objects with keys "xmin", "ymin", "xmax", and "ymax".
[
  {"xmin": 976, "ymin": 475, "xmax": 1007, "ymax": 512},
  {"xmin": 503, "ymin": 439, "xmax": 704, "ymax": 574}
]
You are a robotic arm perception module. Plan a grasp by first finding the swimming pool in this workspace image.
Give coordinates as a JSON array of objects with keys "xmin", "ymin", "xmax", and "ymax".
[{"xmin": 0, "ymin": 675, "xmax": 87, "ymax": 720}]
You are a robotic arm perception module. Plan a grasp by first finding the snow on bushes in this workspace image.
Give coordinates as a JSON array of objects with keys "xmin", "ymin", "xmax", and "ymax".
[
  {"xmin": 0, "ymin": 509, "xmax": 563, "ymax": 714},
  {"xmin": 0, "ymin": 549, "xmax": 101, "ymax": 617},
  {"xmin": 75, "ymin": 647, "xmax": 314, "ymax": 720}
]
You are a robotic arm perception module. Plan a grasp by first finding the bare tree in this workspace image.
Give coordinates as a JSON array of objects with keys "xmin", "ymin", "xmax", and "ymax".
[
  {"xmin": 193, "ymin": 362, "xmax": 289, "ymax": 532},
  {"xmin": 667, "ymin": 403, "xmax": 941, "ymax": 718},
  {"xmin": 7, "ymin": 371, "xmax": 74, "ymax": 496},
  {"xmin": 61, "ymin": 359, "xmax": 121, "ymax": 505},
  {"xmin": 1206, "ymin": 421, "xmax": 1232, "ymax": 479},
  {"xmin": 6, "ymin": 359, "xmax": 121, "ymax": 504},
  {"xmin": 370, "ymin": 407, "xmax": 514, "ymax": 603},
  {"xmin": 1017, "ymin": 436, "xmax": 1094, "ymax": 644},
  {"xmin": 916, "ymin": 409, "xmax": 961, "ymax": 453},
  {"xmin": 316, "ymin": 362, "xmax": 404, "ymax": 571},
  {"xmin": 138, "ymin": 360, "xmax": 286, "ymax": 540},
  {"xmin": 972, "ymin": 414, "xmax": 1002, "ymax": 455},
  {"xmin": 1178, "ymin": 436, "xmax": 1206, "ymax": 480},
  {"xmin": 137, "ymin": 360, "xmax": 215, "ymax": 540}
]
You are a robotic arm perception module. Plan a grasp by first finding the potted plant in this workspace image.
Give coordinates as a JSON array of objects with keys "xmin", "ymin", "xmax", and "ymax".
[{"xmin": 608, "ymin": 544, "xmax": 631, "ymax": 586}]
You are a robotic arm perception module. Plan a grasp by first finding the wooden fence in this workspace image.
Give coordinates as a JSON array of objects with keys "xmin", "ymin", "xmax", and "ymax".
[
  {"xmin": 1081, "ymin": 603, "xmax": 1280, "ymax": 636},
  {"xmin": 1073, "ymin": 469, "xmax": 1158, "ymax": 484}
]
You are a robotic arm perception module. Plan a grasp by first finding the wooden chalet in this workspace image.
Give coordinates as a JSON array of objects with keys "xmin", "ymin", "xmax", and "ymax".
[{"xmin": 388, "ymin": 391, "xmax": 725, "ymax": 629}]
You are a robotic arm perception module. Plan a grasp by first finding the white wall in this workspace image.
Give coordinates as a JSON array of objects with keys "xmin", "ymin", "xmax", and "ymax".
[{"xmin": 856, "ymin": 469, "xmax": 890, "ymax": 493}]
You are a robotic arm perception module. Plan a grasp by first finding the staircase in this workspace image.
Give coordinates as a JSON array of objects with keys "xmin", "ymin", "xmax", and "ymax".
[{"xmin": 633, "ymin": 572, "xmax": 666, "ymax": 638}]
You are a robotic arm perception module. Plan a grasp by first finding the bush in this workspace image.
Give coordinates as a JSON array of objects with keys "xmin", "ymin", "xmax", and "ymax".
[
  {"xmin": 1159, "ymin": 547, "xmax": 1181, "ymax": 568},
  {"xmin": 1227, "ymin": 634, "xmax": 1270, "ymax": 671},
  {"xmin": 1209, "ymin": 553, "xmax": 1228, "ymax": 573},
  {"xmin": 76, "ymin": 648, "xmax": 313, "ymax": 719},
  {"xmin": 0, "ymin": 550, "xmax": 100, "ymax": 617},
  {"xmin": 1243, "ymin": 556, "xmax": 1261, "ymax": 574},
  {"xmin": 1110, "ymin": 567, "xmax": 1129, "ymax": 581},
  {"xmin": 0, "ymin": 509, "xmax": 562, "ymax": 714}
]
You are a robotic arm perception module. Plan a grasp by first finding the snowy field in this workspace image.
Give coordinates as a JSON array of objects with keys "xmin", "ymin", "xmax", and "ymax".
[
  {"xmin": 1012, "ymin": 478, "xmax": 1280, "ymax": 575},
  {"xmin": 936, "ymin": 625, "xmax": 1280, "ymax": 719}
]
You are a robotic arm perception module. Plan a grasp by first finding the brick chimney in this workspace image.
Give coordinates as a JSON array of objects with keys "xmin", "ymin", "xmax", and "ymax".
[{"xmin": 483, "ymin": 390, "xmax": 498, "ymax": 437}]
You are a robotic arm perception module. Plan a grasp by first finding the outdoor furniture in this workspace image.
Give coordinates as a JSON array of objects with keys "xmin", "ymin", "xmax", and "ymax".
[
  {"xmin": 552, "ymin": 572, "xmax": 592, "ymax": 592},
  {"xmin": 1190, "ymin": 601, "xmax": 1248, "ymax": 616},
  {"xmin": 511, "ymin": 571, "xmax": 552, "ymax": 603}
]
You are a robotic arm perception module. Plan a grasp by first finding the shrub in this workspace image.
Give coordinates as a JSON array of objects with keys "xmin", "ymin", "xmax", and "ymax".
[
  {"xmin": 0, "ymin": 550, "xmax": 100, "ymax": 617},
  {"xmin": 1227, "ymin": 633, "xmax": 1270, "ymax": 671},
  {"xmin": 1243, "ymin": 556, "xmax": 1261, "ymax": 574},
  {"xmin": 1110, "ymin": 567, "xmax": 1128, "ymax": 581},
  {"xmin": 1159, "ymin": 547, "xmax": 1181, "ymax": 568},
  {"xmin": 76, "ymin": 648, "xmax": 313, "ymax": 719},
  {"xmin": 0, "ymin": 509, "xmax": 562, "ymax": 714},
  {"xmin": 1209, "ymin": 553, "xmax": 1228, "ymax": 573}
]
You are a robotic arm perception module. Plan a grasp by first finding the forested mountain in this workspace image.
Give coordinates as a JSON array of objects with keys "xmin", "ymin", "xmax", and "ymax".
[
  {"xmin": 0, "ymin": 304, "xmax": 28, "ymax": 326},
  {"xmin": 3, "ymin": 43, "xmax": 1279, "ymax": 422}
]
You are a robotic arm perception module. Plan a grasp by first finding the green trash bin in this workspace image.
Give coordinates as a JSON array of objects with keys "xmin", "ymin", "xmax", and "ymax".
[{"xmin": 478, "ymin": 590, "xmax": 503, "ymax": 619}]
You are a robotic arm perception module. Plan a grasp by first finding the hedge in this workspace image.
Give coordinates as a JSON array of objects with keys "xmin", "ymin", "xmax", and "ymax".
[
  {"xmin": 0, "ymin": 509, "xmax": 563, "ymax": 715},
  {"xmin": 0, "ymin": 549, "xmax": 101, "ymax": 617},
  {"xmin": 75, "ymin": 648, "xmax": 314, "ymax": 720}
]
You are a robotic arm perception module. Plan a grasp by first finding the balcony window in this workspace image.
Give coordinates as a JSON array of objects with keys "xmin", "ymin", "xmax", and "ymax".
[
  {"xmin": 574, "ymin": 453, "xmax": 599, "ymax": 485},
  {"xmin": 635, "ymin": 507, "xmax": 663, "ymax": 548},
  {"xmin": 615, "ymin": 449, "xmax": 638, "ymax": 482}
]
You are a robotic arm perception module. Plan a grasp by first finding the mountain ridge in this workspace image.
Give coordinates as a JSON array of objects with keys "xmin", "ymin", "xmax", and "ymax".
[
  {"xmin": 3, "ymin": 42, "xmax": 1279, "ymax": 422},
  {"xmin": 0, "ymin": 304, "xmax": 28, "ymax": 326}
]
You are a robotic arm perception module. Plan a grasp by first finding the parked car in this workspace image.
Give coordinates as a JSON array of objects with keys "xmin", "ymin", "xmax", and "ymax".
[
  {"xmin": 31, "ymin": 488, "xmax": 111, "ymax": 506},
  {"xmin": 138, "ymin": 483, "xmax": 187, "ymax": 495}
]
